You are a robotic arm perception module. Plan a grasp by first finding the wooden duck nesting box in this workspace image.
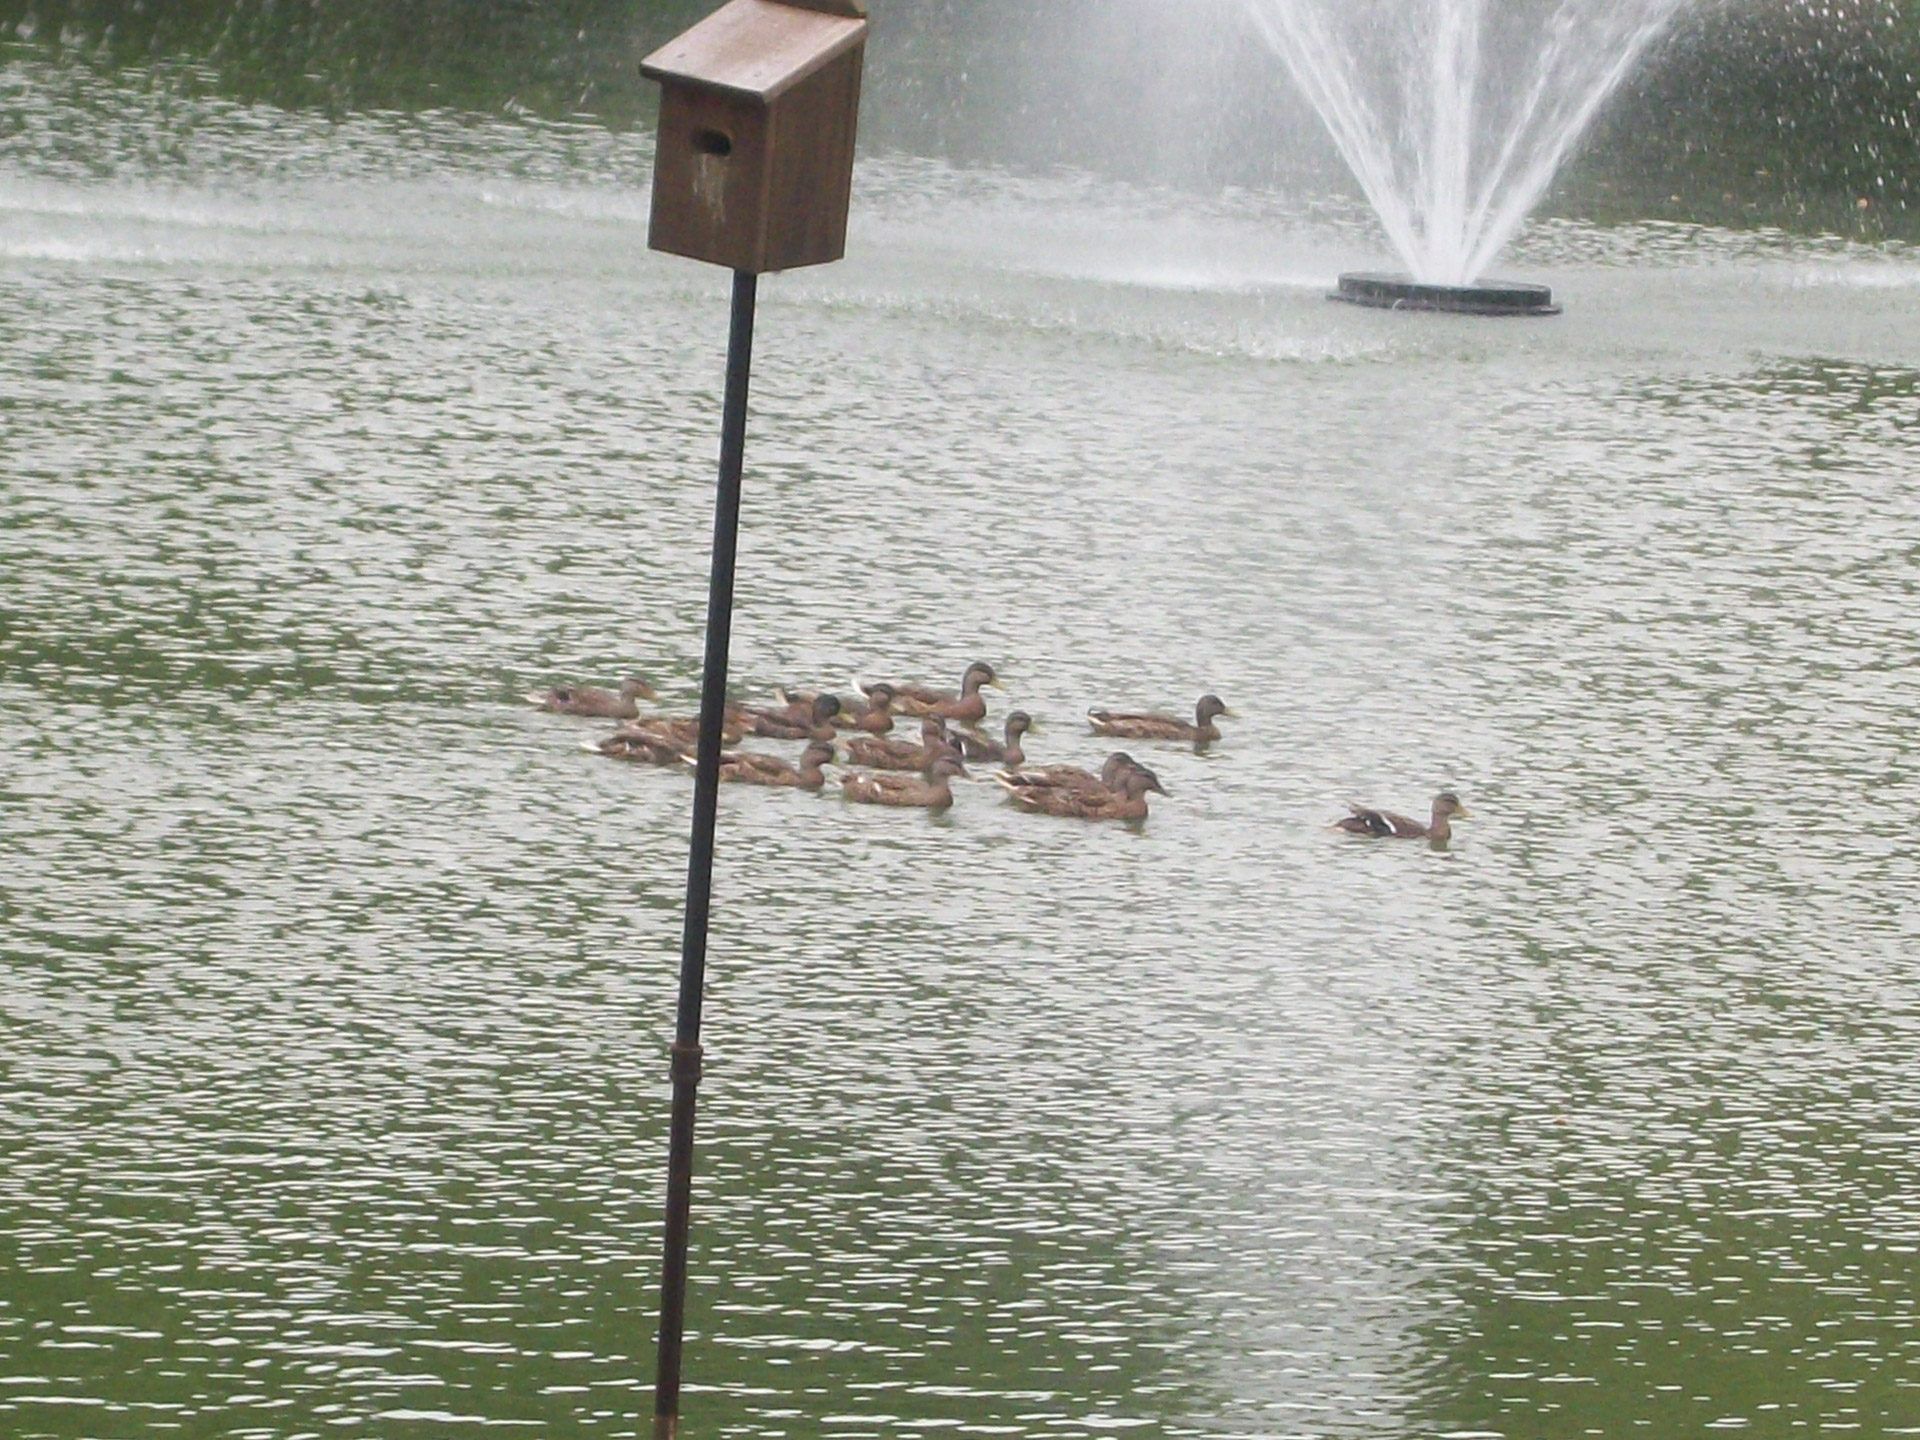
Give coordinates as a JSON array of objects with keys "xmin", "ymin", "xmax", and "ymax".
[{"xmin": 641, "ymin": 0, "xmax": 867, "ymax": 275}]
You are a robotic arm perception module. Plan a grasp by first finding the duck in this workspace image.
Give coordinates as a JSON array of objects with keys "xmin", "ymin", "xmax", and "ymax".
[
  {"xmin": 715, "ymin": 741, "xmax": 836, "ymax": 791},
  {"xmin": 994, "ymin": 751, "xmax": 1143, "ymax": 802},
  {"xmin": 860, "ymin": 662, "xmax": 1000, "ymax": 722},
  {"xmin": 1087, "ymin": 693, "xmax": 1231, "ymax": 745},
  {"xmin": 842, "ymin": 754, "xmax": 967, "ymax": 811},
  {"xmin": 846, "ymin": 716, "xmax": 956, "ymax": 773},
  {"xmin": 528, "ymin": 676, "xmax": 656, "ymax": 719},
  {"xmin": 602, "ymin": 709, "xmax": 746, "ymax": 753},
  {"xmin": 739, "ymin": 692, "xmax": 841, "ymax": 742},
  {"xmin": 999, "ymin": 763, "xmax": 1165, "ymax": 822},
  {"xmin": 1332, "ymin": 793, "xmax": 1471, "ymax": 844},
  {"xmin": 840, "ymin": 683, "xmax": 898, "ymax": 735},
  {"xmin": 950, "ymin": 712, "xmax": 1034, "ymax": 768},
  {"xmin": 588, "ymin": 730, "xmax": 684, "ymax": 767},
  {"xmin": 785, "ymin": 682, "xmax": 897, "ymax": 734}
]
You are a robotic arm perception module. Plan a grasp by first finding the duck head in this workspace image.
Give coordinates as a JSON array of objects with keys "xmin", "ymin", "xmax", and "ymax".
[{"xmin": 961, "ymin": 661, "xmax": 999, "ymax": 696}]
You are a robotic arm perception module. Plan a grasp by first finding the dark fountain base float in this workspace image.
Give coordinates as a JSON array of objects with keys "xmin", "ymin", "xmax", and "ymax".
[{"xmin": 1332, "ymin": 272, "xmax": 1561, "ymax": 317}]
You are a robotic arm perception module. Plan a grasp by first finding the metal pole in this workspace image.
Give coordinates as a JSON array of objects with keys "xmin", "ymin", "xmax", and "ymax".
[{"xmin": 654, "ymin": 268, "xmax": 757, "ymax": 1440}]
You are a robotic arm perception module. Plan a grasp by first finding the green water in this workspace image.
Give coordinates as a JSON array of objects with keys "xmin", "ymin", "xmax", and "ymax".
[{"xmin": 5, "ymin": 56, "xmax": 1920, "ymax": 1440}]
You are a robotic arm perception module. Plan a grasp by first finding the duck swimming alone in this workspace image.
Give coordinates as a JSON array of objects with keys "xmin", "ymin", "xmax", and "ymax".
[
  {"xmin": 528, "ymin": 677, "xmax": 656, "ymax": 719},
  {"xmin": 1333, "ymin": 793, "xmax": 1471, "ymax": 843},
  {"xmin": 842, "ymin": 754, "xmax": 967, "ymax": 811},
  {"xmin": 1088, "ymin": 694, "xmax": 1231, "ymax": 745}
]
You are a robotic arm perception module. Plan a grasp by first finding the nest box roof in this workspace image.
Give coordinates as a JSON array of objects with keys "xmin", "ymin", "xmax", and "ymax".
[{"xmin": 641, "ymin": 0, "xmax": 868, "ymax": 104}]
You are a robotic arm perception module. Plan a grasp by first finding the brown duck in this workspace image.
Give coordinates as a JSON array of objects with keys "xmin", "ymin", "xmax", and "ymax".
[
  {"xmin": 846, "ymin": 716, "xmax": 955, "ymax": 773},
  {"xmin": 589, "ymin": 731, "xmax": 683, "ymax": 766},
  {"xmin": 840, "ymin": 683, "xmax": 898, "ymax": 734},
  {"xmin": 1000, "ymin": 764, "xmax": 1165, "ymax": 822},
  {"xmin": 1087, "ymin": 693, "xmax": 1231, "ymax": 745},
  {"xmin": 996, "ymin": 750, "xmax": 1138, "ymax": 802},
  {"xmin": 716, "ymin": 741, "xmax": 836, "ymax": 791},
  {"xmin": 527, "ymin": 677, "xmax": 656, "ymax": 719},
  {"xmin": 842, "ymin": 754, "xmax": 967, "ymax": 811},
  {"xmin": 950, "ymin": 712, "xmax": 1034, "ymax": 768},
  {"xmin": 1333, "ymin": 793, "xmax": 1471, "ymax": 843},
  {"xmin": 784, "ymin": 682, "xmax": 897, "ymax": 734},
  {"xmin": 862, "ymin": 662, "xmax": 999, "ymax": 723},
  {"xmin": 739, "ymin": 693, "xmax": 842, "ymax": 742},
  {"xmin": 602, "ymin": 709, "xmax": 746, "ymax": 753}
]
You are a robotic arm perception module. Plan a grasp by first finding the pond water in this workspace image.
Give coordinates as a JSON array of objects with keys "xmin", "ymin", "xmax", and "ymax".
[{"xmin": 4, "ymin": 60, "xmax": 1920, "ymax": 1440}]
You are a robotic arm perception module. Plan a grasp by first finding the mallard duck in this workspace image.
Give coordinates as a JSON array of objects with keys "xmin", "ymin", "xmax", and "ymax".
[
  {"xmin": 860, "ymin": 662, "xmax": 1000, "ymax": 722},
  {"xmin": 999, "ymin": 763, "xmax": 1164, "ymax": 822},
  {"xmin": 1333, "ymin": 793, "xmax": 1471, "ymax": 843},
  {"xmin": 997, "ymin": 750, "xmax": 1134, "ymax": 799},
  {"xmin": 589, "ymin": 731, "xmax": 683, "ymax": 766},
  {"xmin": 842, "ymin": 754, "xmax": 967, "ymax": 811},
  {"xmin": 951, "ymin": 712, "xmax": 1034, "ymax": 768},
  {"xmin": 602, "ymin": 710, "xmax": 746, "ymax": 752},
  {"xmin": 528, "ymin": 677, "xmax": 656, "ymax": 719},
  {"xmin": 786, "ymin": 683, "xmax": 897, "ymax": 734},
  {"xmin": 840, "ymin": 683, "xmax": 898, "ymax": 735},
  {"xmin": 1087, "ymin": 693, "xmax": 1231, "ymax": 744},
  {"xmin": 739, "ymin": 693, "xmax": 841, "ymax": 742},
  {"xmin": 716, "ymin": 741, "xmax": 836, "ymax": 790},
  {"xmin": 846, "ymin": 716, "xmax": 955, "ymax": 773}
]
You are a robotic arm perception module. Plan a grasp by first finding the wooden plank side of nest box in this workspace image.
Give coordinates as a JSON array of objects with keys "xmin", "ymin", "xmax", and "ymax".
[
  {"xmin": 761, "ymin": 42, "xmax": 864, "ymax": 271},
  {"xmin": 649, "ymin": 86, "xmax": 775, "ymax": 272},
  {"xmin": 641, "ymin": 0, "xmax": 866, "ymax": 103}
]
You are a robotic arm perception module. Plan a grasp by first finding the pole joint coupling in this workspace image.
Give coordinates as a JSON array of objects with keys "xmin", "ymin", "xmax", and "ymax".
[{"xmin": 670, "ymin": 1041, "xmax": 704, "ymax": 1087}]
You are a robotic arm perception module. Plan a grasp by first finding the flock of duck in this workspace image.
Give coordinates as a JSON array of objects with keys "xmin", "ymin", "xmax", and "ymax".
[{"xmin": 528, "ymin": 661, "xmax": 1470, "ymax": 840}]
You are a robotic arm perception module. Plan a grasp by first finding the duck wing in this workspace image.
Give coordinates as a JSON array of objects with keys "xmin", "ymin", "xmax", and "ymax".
[
  {"xmin": 998, "ymin": 764, "xmax": 1107, "ymax": 796},
  {"xmin": 842, "ymin": 772, "xmax": 940, "ymax": 808},
  {"xmin": 532, "ymin": 685, "xmax": 632, "ymax": 718},
  {"xmin": 1337, "ymin": 805, "xmax": 1427, "ymax": 838},
  {"xmin": 1086, "ymin": 709, "xmax": 1185, "ymax": 739},
  {"xmin": 847, "ymin": 736, "xmax": 932, "ymax": 771},
  {"xmin": 951, "ymin": 730, "xmax": 1007, "ymax": 762},
  {"xmin": 592, "ymin": 733, "xmax": 682, "ymax": 766},
  {"xmin": 718, "ymin": 751, "xmax": 794, "ymax": 778}
]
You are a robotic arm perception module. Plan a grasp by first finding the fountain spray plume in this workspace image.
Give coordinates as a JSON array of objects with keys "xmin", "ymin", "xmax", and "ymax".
[{"xmin": 1240, "ymin": 0, "xmax": 1694, "ymax": 285}]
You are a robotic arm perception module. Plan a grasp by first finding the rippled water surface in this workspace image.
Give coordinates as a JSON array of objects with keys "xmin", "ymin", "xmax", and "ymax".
[{"xmin": 5, "ymin": 60, "xmax": 1920, "ymax": 1440}]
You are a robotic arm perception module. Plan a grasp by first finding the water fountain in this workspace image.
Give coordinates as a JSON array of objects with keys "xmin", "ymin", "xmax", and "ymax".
[{"xmin": 1238, "ymin": 0, "xmax": 1693, "ymax": 313}]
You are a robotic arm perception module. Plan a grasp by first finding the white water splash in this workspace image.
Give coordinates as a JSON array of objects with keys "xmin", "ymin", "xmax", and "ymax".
[{"xmin": 1240, "ymin": 0, "xmax": 1692, "ymax": 284}]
